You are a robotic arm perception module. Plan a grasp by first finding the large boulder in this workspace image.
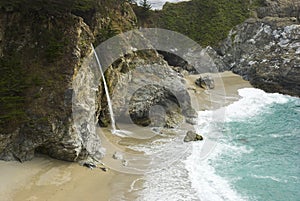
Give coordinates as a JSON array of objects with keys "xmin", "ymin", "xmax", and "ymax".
[
  {"xmin": 183, "ymin": 131, "xmax": 203, "ymax": 142},
  {"xmin": 195, "ymin": 75, "xmax": 215, "ymax": 89},
  {"xmin": 109, "ymin": 57, "xmax": 196, "ymax": 128}
]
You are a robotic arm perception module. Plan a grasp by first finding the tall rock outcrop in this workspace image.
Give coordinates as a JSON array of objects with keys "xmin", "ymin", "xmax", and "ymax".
[
  {"xmin": 0, "ymin": 1, "xmax": 196, "ymax": 162},
  {"xmin": 106, "ymin": 51, "xmax": 196, "ymax": 128},
  {"xmin": 216, "ymin": 0, "xmax": 300, "ymax": 96},
  {"xmin": 0, "ymin": 1, "xmax": 137, "ymax": 162}
]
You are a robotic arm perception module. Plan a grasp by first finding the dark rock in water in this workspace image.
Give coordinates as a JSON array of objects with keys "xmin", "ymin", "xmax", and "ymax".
[
  {"xmin": 184, "ymin": 131, "xmax": 203, "ymax": 142},
  {"xmin": 195, "ymin": 75, "xmax": 215, "ymax": 89}
]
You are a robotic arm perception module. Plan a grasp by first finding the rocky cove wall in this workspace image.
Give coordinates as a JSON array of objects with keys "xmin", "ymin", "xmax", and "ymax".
[
  {"xmin": 214, "ymin": 0, "xmax": 300, "ymax": 96},
  {"xmin": 0, "ymin": 2, "xmax": 197, "ymax": 163},
  {"xmin": 0, "ymin": 2, "xmax": 139, "ymax": 162},
  {"xmin": 0, "ymin": 12, "xmax": 96, "ymax": 162}
]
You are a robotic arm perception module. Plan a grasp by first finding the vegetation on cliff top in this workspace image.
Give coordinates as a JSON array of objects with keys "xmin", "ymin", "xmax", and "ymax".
[
  {"xmin": 0, "ymin": 0, "xmax": 96, "ymax": 14},
  {"xmin": 133, "ymin": 0, "xmax": 264, "ymax": 47}
]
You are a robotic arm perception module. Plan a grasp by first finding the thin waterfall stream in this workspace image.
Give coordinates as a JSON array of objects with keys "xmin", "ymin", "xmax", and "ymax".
[{"xmin": 91, "ymin": 44, "xmax": 116, "ymax": 133}]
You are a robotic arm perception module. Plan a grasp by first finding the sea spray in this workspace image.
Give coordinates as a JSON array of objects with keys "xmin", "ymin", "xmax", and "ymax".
[{"xmin": 91, "ymin": 44, "xmax": 116, "ymax": 133}]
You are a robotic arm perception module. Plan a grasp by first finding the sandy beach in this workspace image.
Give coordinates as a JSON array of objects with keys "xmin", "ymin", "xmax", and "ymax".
[{"xmin": 0, "ymin": 71, "xmax": 252, "ymax": 201}]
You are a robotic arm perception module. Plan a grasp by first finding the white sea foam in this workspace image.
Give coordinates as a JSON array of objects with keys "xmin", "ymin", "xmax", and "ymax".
[
  {"xmin": 270, "ymin": 133, "xmax": 296, "ymax": 138},
  {"xmin": 130, "ymin": 131, "xmax": 196, "ymax": 200},
  {"xmin": 134, "ymin": 88, "xmax": 293, "ymax": 200},
  {"xmin": 184, "ymin": 112, "xmax": 250, "ymax": 200},
  {"xmin": 137, "ymin": 158, "xmax": 199, "ymax": 201},
  {"xmin": 184, "ymin": 88, "xmax": 292, "ymax": 201},
  {"xmin": 185, "ymin": 142, "xmax": 247, "ymax": 201},
  {"xmin": 195, "ymin": 88, "xmax": 290, "ymax": 126},
  {"xmin": 223, "ymin": 88, "xmax": 290, "ymax": 121}
]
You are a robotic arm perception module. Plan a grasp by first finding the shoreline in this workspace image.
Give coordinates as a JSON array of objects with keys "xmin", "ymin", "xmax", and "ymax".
[
  {"xmin": 185, "ymin": 71, "xmax": 252, "ymax": 111},
  {"xmin": 0, "ymin": 71, "xmax": 252, "ymax": 201}
]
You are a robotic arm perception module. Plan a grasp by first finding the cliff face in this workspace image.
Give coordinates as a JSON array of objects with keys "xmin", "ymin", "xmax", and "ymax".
[
  {"xmin": 133, "ymin": 0, "xmax": 300, "ymax": 96},
  {"xmin": 0, "ymin": 1, "xmax": 195, "ymax": 162},
  {"xmin": 0, "ymin": 1, "xmax": 137, "ymax": 162},
  {"xmin": 103, "ymin": 50, "xmax": 196, "ymax": 128},
  {"xmin": 216, "ymin": 0, "xmax": 300, "ymax": 96},
  {"xmin": 0, "ymin": 12, "xmax": 93, "ymax": 161},
  {"xmin": 256, "ymin": 0, "xmax": 300, "ymax": 19}
]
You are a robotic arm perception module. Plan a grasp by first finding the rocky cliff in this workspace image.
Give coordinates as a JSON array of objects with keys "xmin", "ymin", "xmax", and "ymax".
[
  {"xmin": 0, "ymin": 0, "xmax": 138, "ymax": 162},
  {"xmin": 0, "ymin": 1, "xmax": 196, "ymax": 162},
  {"xmin": 215, "ymin": 0, "xmax": 300, "ymax": 96},
  {"xmin": 133, "ymin": 0, "xmax": 300, "ymax": 96}
]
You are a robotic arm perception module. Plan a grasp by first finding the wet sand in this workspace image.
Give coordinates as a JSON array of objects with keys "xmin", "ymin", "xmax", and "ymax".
[{"xmin": 0, "ymin": 71, "xmax": 252, "ymax": 201}]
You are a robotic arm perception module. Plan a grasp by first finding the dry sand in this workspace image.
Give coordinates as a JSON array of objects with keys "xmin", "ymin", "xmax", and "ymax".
[
  {"xmin": 0, "ymin": 156, "xmax": 113, "ymax": 201},
  {"xmin": 0, "ymin": 71, "xmax": 252, "ymax": 201},
  {"xmin": 185, "ymin": 71, "xmax": 252, "ymax": 111}
]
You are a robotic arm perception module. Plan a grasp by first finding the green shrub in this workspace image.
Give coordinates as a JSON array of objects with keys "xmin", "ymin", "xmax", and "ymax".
[
  {"xmin": 0, "ymin": 56, "xmax": 27, "ymax": 131},
  {"xmin": 134, "ymin": 0, "xmax": 264, "ymax": 47}
]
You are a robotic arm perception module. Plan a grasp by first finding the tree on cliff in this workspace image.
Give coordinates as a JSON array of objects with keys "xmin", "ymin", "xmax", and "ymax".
[
  {"xmin": 134, "ymin": 0, "xmax": 152, "ymax": 25},
  {"xmin": 139, "ymin": 0, "xmax": 151, "ymax": 11}
]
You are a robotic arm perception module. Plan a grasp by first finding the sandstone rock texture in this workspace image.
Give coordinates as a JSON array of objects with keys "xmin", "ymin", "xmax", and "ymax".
[
  {"xmin": 0, "ymin": 13, "xmax": 95, "ymax": 162},
  {"xmin": 0, "ymin": 2, "xmax": 137, "ymax": 162},
  {"xmin": 0, "ymin": 2, "xmax": 196, "ymax": 162}
]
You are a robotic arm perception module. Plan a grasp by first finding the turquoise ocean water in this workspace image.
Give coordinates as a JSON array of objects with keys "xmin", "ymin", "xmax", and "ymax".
[
  {"xmin": 133, "ymin": 88, "xmax": 299, "ymax": 201},
  {"xmin": 214, "ymin": 90, "xmax": 300, "ymax": 200},
  {"xmin": 187, "ymin": 88, "xmax": 300, "ymax": 201}
]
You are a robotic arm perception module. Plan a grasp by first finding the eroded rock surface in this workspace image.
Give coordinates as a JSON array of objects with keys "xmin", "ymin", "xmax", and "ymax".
[
  {"xmin": 183, "ymin": 131, "xmax": 203, "ymax": 142},
  {"xmin": 215, "ymin": 0, "xmax": 300, "ymax": 96},
  {"xmin": 0, "ymin": 2, "xmax": 137, "ymax": 162}
]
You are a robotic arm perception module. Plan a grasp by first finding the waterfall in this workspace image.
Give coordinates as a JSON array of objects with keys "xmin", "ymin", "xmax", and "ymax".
[{"xmin": 91, "ymin": 44, "xmax": 116, "ymax": 133}]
